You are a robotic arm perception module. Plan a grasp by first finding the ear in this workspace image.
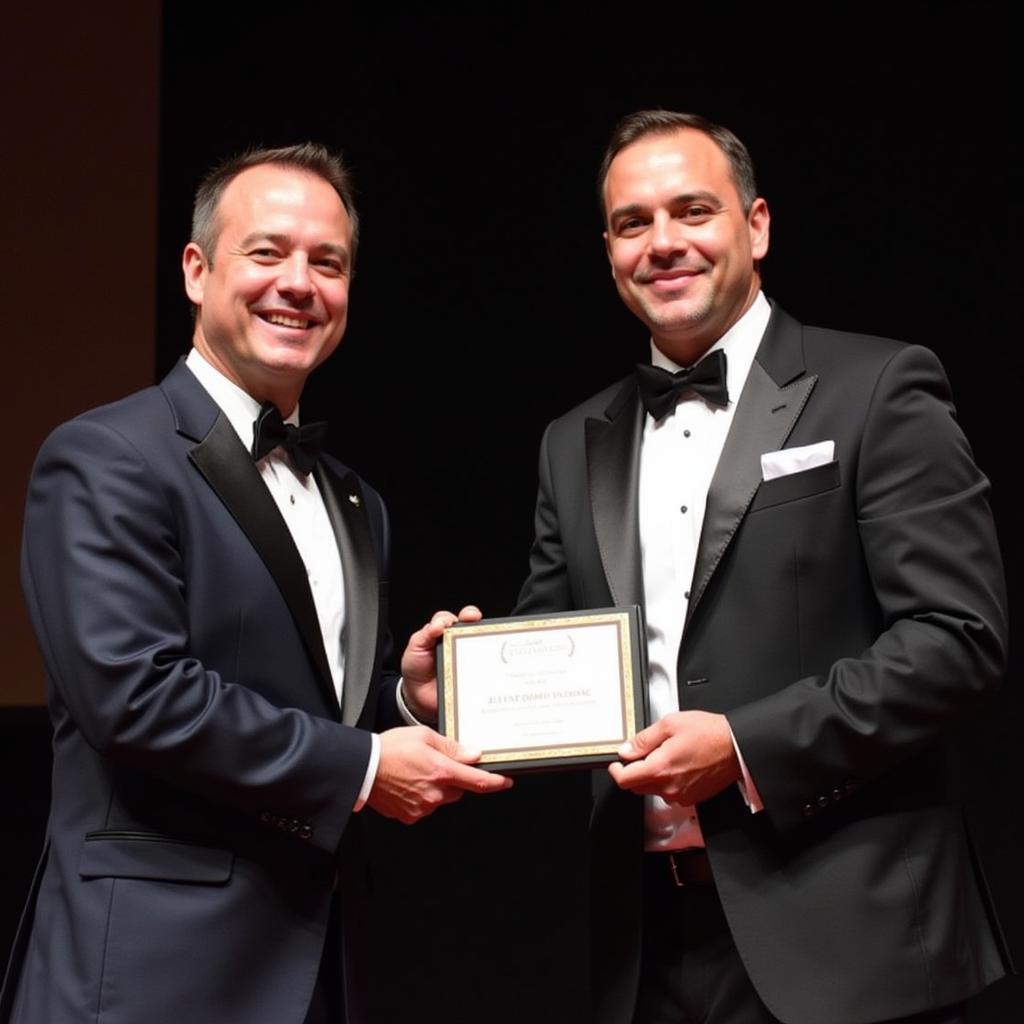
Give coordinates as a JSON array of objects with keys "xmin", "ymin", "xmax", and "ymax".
[
  {"xmin": 182, "ymin": 242, "xmax": 209, "ymax": 306},
  {"xmin": 747, "ymin": 198, "xmax": 770, "ymax": 261},
  {"xmin": 604, "ymin": 229, "xmax": 615, "ymax": 278}
]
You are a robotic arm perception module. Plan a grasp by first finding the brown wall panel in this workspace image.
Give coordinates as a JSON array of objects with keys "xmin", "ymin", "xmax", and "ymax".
[{"xmin": 1, "ymin": 3, "xmax": 161, "ymax": 705}]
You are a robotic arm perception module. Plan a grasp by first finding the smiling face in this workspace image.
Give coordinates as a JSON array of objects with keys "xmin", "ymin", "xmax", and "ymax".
[
  {"xmin": 182, "ymin": 163, "xmax": 353, "ymax": 412},
  {"xmin": 603, "ymin": 128, "xmax": 770, "ymax": 366}
]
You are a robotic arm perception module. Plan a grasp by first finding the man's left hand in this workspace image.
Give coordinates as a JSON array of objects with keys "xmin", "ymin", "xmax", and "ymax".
[
  {"xmin": 609, "ymin": 711, "xmax": 741, "ymax": 805},
  {"xmin": 399, "ymin": 605, "xmax": 483, "ymax": 721}
]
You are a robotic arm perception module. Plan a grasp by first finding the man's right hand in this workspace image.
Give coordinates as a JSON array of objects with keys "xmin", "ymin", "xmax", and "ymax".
[{"xmin": 367, "ymin": 726, "xmax": 512, "ymax": 824}]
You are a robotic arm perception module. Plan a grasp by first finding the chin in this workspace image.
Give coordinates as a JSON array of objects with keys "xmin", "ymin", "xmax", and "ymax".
[
  {"xmin": 648, "ymin": 308, "xmax": 712, "ymax": 336},
  {"xmin": 258, "ymin": 343, "xmax": 321, "ymax": 370}
]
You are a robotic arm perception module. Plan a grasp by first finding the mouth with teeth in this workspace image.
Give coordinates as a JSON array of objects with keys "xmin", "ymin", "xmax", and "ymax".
[{"xmin": 260, "ymin": 312, "xmax": 315, "ymax": 330}]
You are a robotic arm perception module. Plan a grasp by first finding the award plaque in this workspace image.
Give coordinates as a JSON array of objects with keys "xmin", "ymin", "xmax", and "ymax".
[{"xmin": 437, "ymin": 606, "xmax": 648, "ymax": 772}]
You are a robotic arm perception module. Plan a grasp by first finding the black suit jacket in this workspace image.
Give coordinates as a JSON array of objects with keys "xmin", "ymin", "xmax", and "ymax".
[
  {"xmin": 515, "ymin": 305, "xmax": 1011, "ymax": 1024},
  {"xmin": 2, "ymin": 361, "xmax": 397, "ymax": 1024}
]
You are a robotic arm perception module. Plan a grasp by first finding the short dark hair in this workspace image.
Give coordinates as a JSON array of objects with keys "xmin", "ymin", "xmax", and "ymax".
[
  {"xmin": 598, "ymin": 111, "xmax": 758, "ymax": 217},
  {"xmin": 191, "ymin": 142, "xmax": 359, "ymax": 265}
]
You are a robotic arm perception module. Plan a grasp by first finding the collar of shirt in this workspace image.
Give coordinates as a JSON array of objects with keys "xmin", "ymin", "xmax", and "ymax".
[
  {"xmin": 647, "ymin": 290, "xmax": 772, "ymax": 414},
  {"xmin": 185, "ymin": 348, "xmax": 301, "ymax": 454}
]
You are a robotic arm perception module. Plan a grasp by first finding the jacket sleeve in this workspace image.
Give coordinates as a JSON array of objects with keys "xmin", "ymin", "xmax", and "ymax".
[
  {"xmin": 727, "ymin": 344, "xmax": 1007, "ymax": 831},
  {"xmin": 21, "ymin": 416, "xmax": 373, "ymax": 854},
  {"xmin": 513, "ymin": 421, "xmax": 578, "ymax": 616}
]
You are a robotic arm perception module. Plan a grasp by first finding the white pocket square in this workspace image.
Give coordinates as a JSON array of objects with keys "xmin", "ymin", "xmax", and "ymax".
[{"xmin": 760, "ymin": 441, "xmax": 835, "ymax": 482}]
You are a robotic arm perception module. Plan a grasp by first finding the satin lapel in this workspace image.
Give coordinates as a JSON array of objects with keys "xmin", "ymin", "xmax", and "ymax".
[
  {"xmin": 585, "ymin": 385, "xmax": 645, "ymax": 609},
  {"xmin": 316, "ymin": 462, "xmax": 379, "ymax": 728},
  {"xmin": 188, "ymin": 415, "xmax": 338, "ymax": 712},
  {"xmin": 684, "ymin": 361, "xmax": 817, "ymax": 633}
]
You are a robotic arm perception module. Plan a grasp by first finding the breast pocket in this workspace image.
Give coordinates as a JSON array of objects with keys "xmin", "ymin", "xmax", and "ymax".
[
  {"xmin": 747, "ymin": 460, "xmax": 841, "ymax": 514},
  {"xmin": 80, "ymin": 831, "xmax": 233, "ymax": 885}
]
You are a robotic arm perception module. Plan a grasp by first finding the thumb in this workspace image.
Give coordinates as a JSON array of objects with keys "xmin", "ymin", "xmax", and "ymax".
[
  {"xmin": 618, "ymin": 721, "xmax": 664, "ymax": 761},
  {"xmin": 427, "ymin": 730, "xmax": 482, "ymax": 763}
]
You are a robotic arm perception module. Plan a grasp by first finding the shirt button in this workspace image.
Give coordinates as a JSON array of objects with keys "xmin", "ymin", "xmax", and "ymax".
[
  {"xmin": 684, "ymin": 590, "xmax": 690, "ymax": 600},
  {"xmin": 289, "ymin": 494, "xmax": 296, "ymax": 505},
  {"xmin": 680, "ymin": 506, "xmax": 688, "ymax": 514},
  {"xmin": 683, "ymin": 429, "xmax": 691, "ymax": 438}
]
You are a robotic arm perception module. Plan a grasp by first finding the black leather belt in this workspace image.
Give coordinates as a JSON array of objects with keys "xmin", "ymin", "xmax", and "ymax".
[{"xmin": 649, "ymin": 849, "xmax": 714, "ymax": 887}]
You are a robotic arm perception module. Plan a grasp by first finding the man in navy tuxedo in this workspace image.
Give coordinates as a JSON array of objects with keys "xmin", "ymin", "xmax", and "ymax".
[
  {"xmin": 514, "ymin": 112, "xmax": 1011, "ymax": 1023},
  {"xmin": 2, "ymin": 143, "xmax": 509, "ymax": 1024}
]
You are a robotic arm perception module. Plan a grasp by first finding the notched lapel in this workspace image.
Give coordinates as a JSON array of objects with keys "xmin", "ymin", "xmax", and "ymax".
[
  {"xmin": 316, "ymin": 462, "xmax": 379, "ymax": 728},
  {"xmin": 188, "ymin": 415, "xmax": 339, "ymax": 713},
  {"xmin": 685, "ymin": 361, "xmax": 817, "ymax": 632},
  {"xmin": 585, "ymin": 384, "xmax": 644, "ymax": 609}
]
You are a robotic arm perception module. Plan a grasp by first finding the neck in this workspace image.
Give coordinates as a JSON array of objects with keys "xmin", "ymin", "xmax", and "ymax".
[
  {"xmin": 192, "ymin": 336, "xmax": 301, "ymax": 417},
  {"xmin": 653, "ymin": 334, "xmax": 716, "ymax": 369},
  {"xmin": 652, "ymin": 279, "xmax": 761, "ymax": 367}
]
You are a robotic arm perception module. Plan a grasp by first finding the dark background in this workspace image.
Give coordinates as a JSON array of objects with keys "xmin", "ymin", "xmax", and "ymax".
[{"xmin": 4, "ymin": 3, "xmax": 1021, "ymax": 1020}]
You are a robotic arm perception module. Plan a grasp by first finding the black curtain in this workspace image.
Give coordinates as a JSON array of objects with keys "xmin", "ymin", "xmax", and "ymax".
[{"xmin": 148, "ymin": 6, "xmax": 1023, "ymax": 1020}]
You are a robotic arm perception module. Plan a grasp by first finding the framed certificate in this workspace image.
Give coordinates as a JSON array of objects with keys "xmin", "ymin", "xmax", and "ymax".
[{"xmin": 437, "ymin": 606, "xmax": 648, "ymax": 772}]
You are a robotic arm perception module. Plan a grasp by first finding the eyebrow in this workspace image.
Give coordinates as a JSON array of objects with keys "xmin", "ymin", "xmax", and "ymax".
[
  {"xmin": 608, "ymin": 190, "xmax": 722, "ymax": 224},
  {"xmin": 238, "ymin": 232, "xmax": 349, "ymax": 262}
]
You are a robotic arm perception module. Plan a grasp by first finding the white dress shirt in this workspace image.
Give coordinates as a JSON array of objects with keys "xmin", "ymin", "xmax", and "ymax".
[
  {"xmin": 185, "ymin": 349, "xmax": 379, "ymax": 807},
  {"xmin": 640, "ymin": 292, "xmax": 770, "ymax": 851}
]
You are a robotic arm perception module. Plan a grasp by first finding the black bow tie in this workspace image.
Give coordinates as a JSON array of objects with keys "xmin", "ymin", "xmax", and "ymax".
[
  {"xmin": 251, "ymin": 402, "xmax": 327, "ymax": 476},
  {"xmin": 635, "ymin": 350, "xmax": 729, "ymax": 420}
]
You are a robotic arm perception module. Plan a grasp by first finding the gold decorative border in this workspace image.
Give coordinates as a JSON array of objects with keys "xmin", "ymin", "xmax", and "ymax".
[{"xmin": 441, "ymin": 610, "xmax": 637, "ymax": 763}]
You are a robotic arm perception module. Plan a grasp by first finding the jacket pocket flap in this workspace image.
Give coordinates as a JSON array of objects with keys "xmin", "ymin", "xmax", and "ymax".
[
  {"xmin": 80, "ymin": 832, "xmax": 233, "ymax": 884},
  {"xmin": 748, "ymin": 459, "xmax": 841, "ymax": 513}
]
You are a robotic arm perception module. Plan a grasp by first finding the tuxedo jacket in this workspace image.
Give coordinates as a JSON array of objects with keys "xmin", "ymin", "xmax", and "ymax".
[
  {"xmin": 514, "ymin": 305, "xmax": 1011, "ymax": 1024},
  {"xmin": 2, "ymin": 361, "xmax": 398, "ymax": 1024}
]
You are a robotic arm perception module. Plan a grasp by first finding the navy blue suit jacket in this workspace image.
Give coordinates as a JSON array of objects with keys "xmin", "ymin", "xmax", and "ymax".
[{"xmin": 3, "ymin": 360, "xmax": 396, "ymax": 1023}]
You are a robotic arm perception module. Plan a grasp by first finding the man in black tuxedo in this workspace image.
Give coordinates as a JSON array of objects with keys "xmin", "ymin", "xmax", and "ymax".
[
  {"xmin": 514, "ymin": 112, "xmax": 1010, "ymax": 1023},
  {"xmin": 2, "ymin": 143, "xmax": 510, "ymax": 1024}
]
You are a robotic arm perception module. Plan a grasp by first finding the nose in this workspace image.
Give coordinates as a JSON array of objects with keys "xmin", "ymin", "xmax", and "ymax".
[
  {"xmin": 278, "ymin": 253, "xmax": 314, "ymax": 299},
  {"xmin": 648, "ymin": 211, "xmax": 686, "ymax": 259}
]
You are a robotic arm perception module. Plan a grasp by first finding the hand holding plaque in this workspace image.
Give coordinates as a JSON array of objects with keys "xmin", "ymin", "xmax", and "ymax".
[{"xmin": 437, "ymin": 607, "xmax": 648, "ymax": 772}]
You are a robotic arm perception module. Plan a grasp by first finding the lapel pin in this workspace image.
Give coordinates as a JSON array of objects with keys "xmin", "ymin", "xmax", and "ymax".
[{"xmin": 348, "ymin": 493, "xmax": 361, "ymax": 507}]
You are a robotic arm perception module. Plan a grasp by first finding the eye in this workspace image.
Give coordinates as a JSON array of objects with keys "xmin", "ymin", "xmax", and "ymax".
[
  {"xmin": 615, "ymin": 216, "xmax": 648, "ymax": 237},
  {"xmin": 314, "ymin": 258, "xmax": 346, "ymax": 276},
  {"xmin": 248, "ymin": 247, "xmax": 282, "ymax": 262},
  {"xmin": 679, "ymin": 205, "xmax": 715, "ymax": 223}
]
